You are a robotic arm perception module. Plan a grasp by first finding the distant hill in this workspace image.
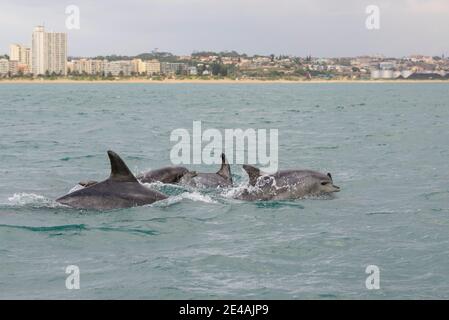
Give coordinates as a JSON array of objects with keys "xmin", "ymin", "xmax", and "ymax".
[
  {"xmin": 68, "ymin": 52, "xmax": 177, "ymax": 62},
  {"xmin": 407, "ymin": 73, "xmax": 445, "ymax": 80}
]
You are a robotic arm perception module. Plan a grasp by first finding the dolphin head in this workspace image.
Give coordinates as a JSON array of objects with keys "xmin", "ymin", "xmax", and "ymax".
[{"xmin": 317, "ymin": 172, "xmax": 340, "ymax": 193}]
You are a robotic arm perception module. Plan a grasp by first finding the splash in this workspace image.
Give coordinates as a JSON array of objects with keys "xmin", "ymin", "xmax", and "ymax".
[
  {"xmin": 154, "ymin": 191, "xmax": 218, "ymax": 207},
  {"xmin": 7, "ymin": 193, "xmax": 60, "ymax": 208}
]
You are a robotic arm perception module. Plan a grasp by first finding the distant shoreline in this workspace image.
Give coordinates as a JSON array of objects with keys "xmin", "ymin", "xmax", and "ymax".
[{"xmin": 1, "ymin": 78, "xmax": 448, "ymax": 84}]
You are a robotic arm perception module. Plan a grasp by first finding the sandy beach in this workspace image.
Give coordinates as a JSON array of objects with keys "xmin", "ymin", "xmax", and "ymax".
[{"xmin": 0, "ymin": 78, "xmax": 448, "ymax": 84}]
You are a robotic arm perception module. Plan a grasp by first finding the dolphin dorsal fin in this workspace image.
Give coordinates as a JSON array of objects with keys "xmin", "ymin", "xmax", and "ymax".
[
  {"xmin": 243, "ymin": 164, "xmax": 261, "ymax": 186},
  {"xmin": 107, "ymin": 150, "xmax": 138, "ymax": 182},
  {"xmin": 216, "ymin": 153, "xmax": 232, "ymax": 183}
]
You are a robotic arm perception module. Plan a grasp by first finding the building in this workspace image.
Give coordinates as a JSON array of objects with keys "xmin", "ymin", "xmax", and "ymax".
[
  {"xmin": 69, "ymin": 59, "xmax": 105, "ymax": 75},
  {"xmin": 145, "ymin": 60, "xmax": 161, "ymax": 75},
  {"xmin": 10, "ymin": 44, "xmax": 31, "ymax": 73},
  {"xmin": 69, "ymin": 59, "xmax": 89, "ymax": 74},
  {"xmin": 32, "ymin": 26, "xmax": 67, "ymax": 76},
  {"xmin": 32, "ymin": 26, "xmax": 46, "ymax": 75},
  {"xmin": 66, "ymin": 61, "xmax": 74, "ymax": 73},
  {"xmin": 161, "ymin": 62, "xmax": 187, "ymax": 75},
  {"xmin": 0, "ymin": 59, "xmax": 9, "ymax": 75},
  {"xmin": 90, "ymin": 60, "xmax": 105, "ymax": 75},
  {"xmin": 187, "ymin": 66, "xmax": 197, "ymax": 75},
  {"xmin": 131, "ymin": 59, "xmax": 146, "ymax": 74},
  {"xmin": 46, "ymin": 31, "xmax": 67, "ymax": 75},
  {"xmin": 8, "ymin": 60, "xmax": 19, "ymax": 75},
  {"xmin": 104, "ymin": 60, "xmax": 133, "ymax": 76},
  {"xmin": 379, "ymin": 62, "xmax": 396, "ymax": 70},
  {"xmin": 370, "ymin": 69, "xmax": 395, "ymax": 79}
]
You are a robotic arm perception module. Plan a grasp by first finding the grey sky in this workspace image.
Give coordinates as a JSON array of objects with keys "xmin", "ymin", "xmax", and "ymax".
[{"xmin": 1, "ymin": 0, "xmax": 448, "ymax": 57}]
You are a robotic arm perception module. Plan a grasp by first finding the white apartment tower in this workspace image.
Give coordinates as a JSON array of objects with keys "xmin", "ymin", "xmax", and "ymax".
[
  {"xmin": 32, "ymin": 26, "xmax": 46, "ymax": 75},
  {"xmin": 32, "ymin": 26, "xmax": 67, "ymax": 76}
]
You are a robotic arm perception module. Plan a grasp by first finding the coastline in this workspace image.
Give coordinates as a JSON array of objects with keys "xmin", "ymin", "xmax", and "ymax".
[{"xmin": 0, "ymin": 78, "xmax": 448, "ymax": 84}]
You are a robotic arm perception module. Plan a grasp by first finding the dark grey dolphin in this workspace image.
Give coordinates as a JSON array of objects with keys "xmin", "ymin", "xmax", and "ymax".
[
  {"xmin": 236, "ymin": 165, "xmax": 340, "ymax": 201},
  {"xmin": 137, "ymin": 166, "xmax": 189, "ymax": 184},
  {"xmin": 57, "ymin": 151, "xmax": 167, "ymax": 210},
  {"xmin": 179, "ymin": 153, "xmax": 232, "ymax": 188}
]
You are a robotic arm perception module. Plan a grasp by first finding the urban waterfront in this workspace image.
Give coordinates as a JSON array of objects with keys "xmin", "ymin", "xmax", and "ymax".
[{"xmin": 2, "ymin": 26, "xmax": 449, "ymax": 81}]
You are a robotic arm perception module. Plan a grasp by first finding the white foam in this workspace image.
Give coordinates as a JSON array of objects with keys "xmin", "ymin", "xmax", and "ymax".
[
  {"xmin": 221, "ymin": 181, "xmax": 254, "ymax": 199},
  {"xmin": 180, "ymin": 192, "xmax": 218, "ymax": 204},
  {"xmin": 154, "ymin": 191, "xmax": 219, "ymax": 207},
  {"xmin": 7, "ymin": 193, "xmax": 60, "ymax": 208},
  {"xmin": 141, "ymin": 181, "xmax": 185, "ymax": 190}
]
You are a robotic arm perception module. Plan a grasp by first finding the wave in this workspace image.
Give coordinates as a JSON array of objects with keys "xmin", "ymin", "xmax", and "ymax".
[
  {"xmin": 94, "ymin": 226, "xmax": 159, "ymax": 236},
  {"xmin": 0, "ymin": 223, "xmax": 87, "ymax": 232},
  {"xmin": 253, "ymin": 201, "xmax": 305, "ymax": 209},
  {"xmin": 422, "ymin": 190, "xmax": 449, "ymax": 200},
  {"xmin": 0, "ymin": 223, "xmax": 159, "ymax": 236},
  {"xmin": 59, "ymin": 154, "xmax": 95, "ymax": 161}
]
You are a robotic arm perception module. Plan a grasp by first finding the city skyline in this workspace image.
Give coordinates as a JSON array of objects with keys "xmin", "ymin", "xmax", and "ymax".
[{"xmin": 1, "ymin": 0, "xmax": 449, "ymax": 58}]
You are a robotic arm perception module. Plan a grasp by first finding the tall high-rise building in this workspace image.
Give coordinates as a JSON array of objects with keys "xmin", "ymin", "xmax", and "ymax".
[
  {"xmin": 31, "ymin": 26, "xmax": 67, "ymax": 76},
  {"xmin": 31, "ymin": 26, "xmax": 45, "ymax": 75}
]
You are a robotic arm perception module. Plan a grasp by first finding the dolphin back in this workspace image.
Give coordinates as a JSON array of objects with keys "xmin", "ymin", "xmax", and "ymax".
[
  {"xmin": 243, "ymin": 164, "xmax": 262, "ymax": 186},
  {"xmin": 216, "ymin": 153, "xmax": 232, "ymax": 183},
  {"xmin": 108, "ymin": 150, "xmax": 138, "ymax": 182}
]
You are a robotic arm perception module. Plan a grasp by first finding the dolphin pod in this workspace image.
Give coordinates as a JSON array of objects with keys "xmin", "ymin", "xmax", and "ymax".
[
  {"xmin": 57, "ymin": 150, "xmax": 340, "ymax": 210},
  {"xmin": 74, "ymin": 153, "xmax": 231, "ymax": 189}
]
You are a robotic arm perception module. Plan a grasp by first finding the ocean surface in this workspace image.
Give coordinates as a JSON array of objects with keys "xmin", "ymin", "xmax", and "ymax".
[{"xmin": 0, "ymin": 83, "xmax": 448, "ymax": 299}]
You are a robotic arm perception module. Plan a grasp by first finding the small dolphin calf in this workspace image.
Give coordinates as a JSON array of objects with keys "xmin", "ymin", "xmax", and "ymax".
[
  {"xmin": 237, "ymin": 165, "xmax": 340, "ymax": 201},
  {"xmin": 57, "ymin": 151, "xmax": 167, "ymax": 210},
  {"xmin": 137, "ymin": 166, "xmax": 189, "ymax": 184},
  {"xmin": 179, "ymin": 153, "xmax": 232, "ymax": 188}
]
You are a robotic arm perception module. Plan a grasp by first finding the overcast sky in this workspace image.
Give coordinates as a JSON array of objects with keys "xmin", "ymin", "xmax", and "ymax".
[{"xmin": 1, "ymin": 0, "xmax": 448, "ymax": 57}]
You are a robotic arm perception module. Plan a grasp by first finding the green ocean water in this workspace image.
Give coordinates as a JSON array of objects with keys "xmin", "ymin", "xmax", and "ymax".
[{"xmin": 0, "ymin": 83, "xmax": 448, "ymax": 299}]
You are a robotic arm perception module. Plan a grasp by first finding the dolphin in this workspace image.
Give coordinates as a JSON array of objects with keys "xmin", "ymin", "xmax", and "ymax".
[
  {"xmin": 77, "ymin": 180, "xmax": 98, "ymax": 188},
  {"xmin": 56, "ymin": 151, "xmax": 167, "ymax": 210},
  {"xmin": 137, "ymin": 166, "xmax": 189, "ymax": 184},
  {"xmin": 236, "ymin": 164, "xmax": 340, "ymax": 201},
  {"xmin": 179, "ymin": 153, "xmax": 233, "ymax": 188}
]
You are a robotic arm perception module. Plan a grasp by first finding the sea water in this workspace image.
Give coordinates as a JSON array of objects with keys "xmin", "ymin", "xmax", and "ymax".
[{"xmin": 0, "ymin": 83, "xmax": 448, "ymax": 299}]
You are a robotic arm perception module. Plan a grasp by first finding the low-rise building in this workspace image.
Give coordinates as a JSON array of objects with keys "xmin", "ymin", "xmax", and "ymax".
[
  {"xmin": 187, "ymin": 66, "xmax": 197, "ymax": 75},
  {"xmin": 10, "ymin": 44, "xmax": 32, "ymax": 74},
  {"xmin": 9, "ymin": 60, "xmax": 19, "ymax": 75},
  {"xmin": 131, "ymin": 59, "xmax": 146, "ymax": 74},
  {"xmin": 161, "ymin": 62, "xmax": 187, "ymax": 75},
  {"xmin": 145, "ymin": 60, "xmax": 161, "ymax": 75},
  {"xmin": 104, "ymin": 60, "xmax": 133, "ymax": 76},
  {"xmin": 0, "ymin": 59, "xmax": 9, "ymax": 75},
  {"xmin": 69, "ymin": 59, "xmax": 105, "ymax": 75}
]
